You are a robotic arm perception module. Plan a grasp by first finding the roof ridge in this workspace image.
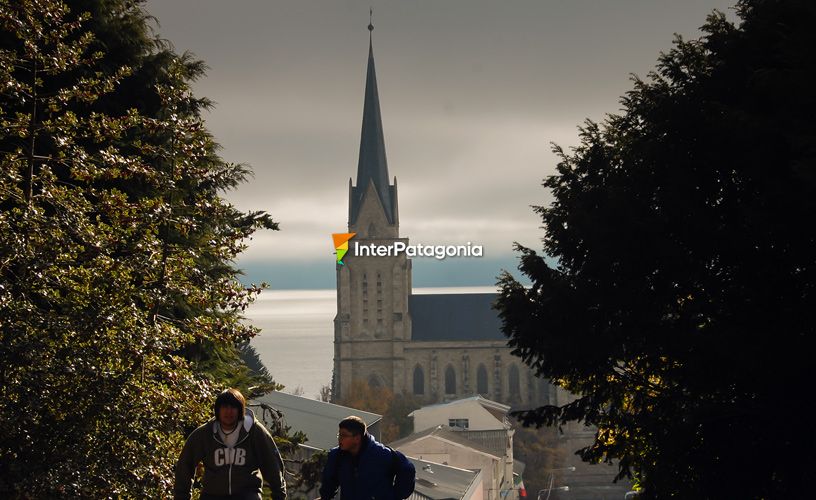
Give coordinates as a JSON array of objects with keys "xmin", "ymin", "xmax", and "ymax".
[{"xmin": 259, "ymin": 392, "xmax": 382, "ymax": 420}]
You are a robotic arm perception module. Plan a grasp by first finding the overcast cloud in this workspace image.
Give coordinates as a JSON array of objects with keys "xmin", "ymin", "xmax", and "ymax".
[{"xmin": 144, "ymin": 0, "xmax": 737, "ymax": 289}]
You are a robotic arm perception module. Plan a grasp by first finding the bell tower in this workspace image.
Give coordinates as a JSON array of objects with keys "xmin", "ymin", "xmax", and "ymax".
[{"xmin": 332, "ymin": 17, "xmax": 412, "ymax": 401}]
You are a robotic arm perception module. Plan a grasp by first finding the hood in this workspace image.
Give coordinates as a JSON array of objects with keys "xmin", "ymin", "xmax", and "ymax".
[{"xmin": 212, "ymin": 407, "xmax": 256, "ymax": 436}]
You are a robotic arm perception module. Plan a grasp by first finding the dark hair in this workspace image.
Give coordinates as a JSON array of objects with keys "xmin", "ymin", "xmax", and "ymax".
[
  {"xmin": 214, "ymin": 388, "xmax": 246, "ymax": 418},
  {"xmin": 339, "ymin": 415, "xmax": 367, "ymax": 436}
]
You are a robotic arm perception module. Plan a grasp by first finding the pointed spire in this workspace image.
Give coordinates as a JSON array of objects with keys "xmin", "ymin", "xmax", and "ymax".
[{"xmin": 351, "ymin": 11, "xmax": 396, "ymax": 225}]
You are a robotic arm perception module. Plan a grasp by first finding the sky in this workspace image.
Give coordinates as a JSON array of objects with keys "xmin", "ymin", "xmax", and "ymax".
[{"xmin": 144, "ymin": 0, "xmax": 738, "ymax": 290}]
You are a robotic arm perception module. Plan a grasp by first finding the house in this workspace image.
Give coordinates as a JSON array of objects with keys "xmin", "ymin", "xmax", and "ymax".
[
  {"xmin": 409, "ymin": 395, "xmax": 511, "ymax": 433},
  {"xmin": 411, "ymin": 396, "xmax": 517, "ymax": 494},
  {"xmin": 252, "ymin": 392, "xmax": 488, "ymax": 499},
  {"xmin": 390, "ymin": 425, "xmax": 516, "ymax": 500}
]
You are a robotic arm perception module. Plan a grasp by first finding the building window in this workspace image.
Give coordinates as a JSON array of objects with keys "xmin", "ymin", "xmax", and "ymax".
[
  {"xmin": 509, "ymin": 364, "xmax": 521, "ymax": 398},
  {"xmin": 477, "ymin": 364, "xmax": 488, "ymax": 395},
  {"xmin": 413, "ymin": 366, "xmax": 424, "ymax": 395},
  {"xmin": 448, "ymin": 418, "xmax": 469, "ymax": 429},
  {"xmin": 445, "ymin": 365, "xmax": 456, "ymax": 395}
]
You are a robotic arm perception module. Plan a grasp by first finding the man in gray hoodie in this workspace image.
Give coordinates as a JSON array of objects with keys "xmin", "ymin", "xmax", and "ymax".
[{"xmin": 174, "ymin": 389, "xmax": 287, "ymax": 500}]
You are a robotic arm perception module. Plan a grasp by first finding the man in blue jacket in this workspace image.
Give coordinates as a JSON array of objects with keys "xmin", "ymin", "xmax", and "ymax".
[{"xmin": 319, "ymin": 416, "xmax": 415, "ymax": 500}]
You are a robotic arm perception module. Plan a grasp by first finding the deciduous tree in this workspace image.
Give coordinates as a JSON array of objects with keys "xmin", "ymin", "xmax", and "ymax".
[{"xmin": 336, "ymin": 380, "xmax": 420, "ymax": 443}]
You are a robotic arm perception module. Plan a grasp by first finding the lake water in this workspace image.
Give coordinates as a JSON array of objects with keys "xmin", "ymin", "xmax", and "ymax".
[{"xmin": 246, "ymin": 286, "xmax": 497, "ymax": 399}]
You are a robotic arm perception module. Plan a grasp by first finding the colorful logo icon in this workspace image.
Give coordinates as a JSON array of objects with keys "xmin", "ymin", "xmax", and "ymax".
[{"xmin": 332, "ymin": 233, "xmax": 356, "ymax": 265}]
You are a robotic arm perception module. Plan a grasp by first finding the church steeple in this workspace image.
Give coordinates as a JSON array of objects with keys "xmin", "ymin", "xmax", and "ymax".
[{"xmin": 350, "ymin": 14, "xmax": 396, "ymax": 226}]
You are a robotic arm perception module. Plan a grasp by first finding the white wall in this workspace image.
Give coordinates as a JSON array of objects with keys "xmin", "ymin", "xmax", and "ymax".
[
  {"xmin": 466, "ymin": 471, "xmax": 485, "ymax": 500},
  {"xmin": 396, "ymin": 436, "xmax": 503, "ymax": 500},
  {"xmin": 412, "ymin": 399, "xmax": 506, "ymax": 432}
]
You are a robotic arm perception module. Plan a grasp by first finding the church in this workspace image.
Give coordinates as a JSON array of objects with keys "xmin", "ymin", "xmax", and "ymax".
[
  {"xmin": 331, "ymin": 24, "xmax": 553, "ymax": 410},
  {"xmin": 329, "ymin": 25, "xmax": 632, "ymax": 498}
]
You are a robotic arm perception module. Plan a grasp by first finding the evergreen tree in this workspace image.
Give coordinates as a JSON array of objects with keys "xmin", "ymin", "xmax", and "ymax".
[
  {"xmin": 496, "ymin": 1, "xmax": 816, "ymax": 497},
  {"xmin": 0, "ymin": 0, "xmax": 277, "ymax": 496}
]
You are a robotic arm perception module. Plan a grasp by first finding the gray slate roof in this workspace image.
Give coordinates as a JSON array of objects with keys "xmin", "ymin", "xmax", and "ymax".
[
  {"xmin": 408, "ymin": 457, "xmax": 479, "ymax": 500},
  {"xmin": 251, "ymin": 391, "xmax": 381, "ymax": 451},
  {"xmin": 409, "ymin": 294, "xmax": 505, "ymax": 341}
]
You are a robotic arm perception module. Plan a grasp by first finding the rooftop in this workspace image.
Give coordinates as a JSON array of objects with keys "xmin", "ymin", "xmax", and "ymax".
[
  {"xmin": 391, "ymin": 425, "xmax": 509, "ymax": 459},
  {"xmin": 409, "ymin": 395, "xmax": 511, "ymax": 425},
  {"xmin": 408, "ymin": 456, "xmax": 480, "ymax": 500},
  {"xmin": 251, "ymin": 391, "xmax": 381, "ymax": 451},
  {"xmin": 409, "ymin": 293, "xmax": 505, "ymax": 341}
]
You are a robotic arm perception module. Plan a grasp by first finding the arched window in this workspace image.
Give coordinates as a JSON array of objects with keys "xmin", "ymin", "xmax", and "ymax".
[
  {"xmin": 368, "ymin": 374, "xmax": 381, "ymax": 388},
  {"xmin": 413, "ymin": 365, "xmax": 425, "ymax": 395},
  {"xmin": 445, "ymin": 365, "xmax": 456, "ymax": 395},
  {"xmin": 477, "ymin": 364, "xmax": 488, "ymax": 395},
  {"xmin": 509, "ymin": 365, "xmax": 520, "ymax": 398}
]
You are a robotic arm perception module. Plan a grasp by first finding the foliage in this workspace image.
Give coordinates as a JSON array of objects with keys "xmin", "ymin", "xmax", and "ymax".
[
  {"xmin": 335, "ymin": 380, "xmax": 420, "ymax": 443},
  {"xmin": 318, "ymin": 383, "xmax": 331, "ymax": 402},
  {"xmin": 386, "ymin": 392, "xmax": 421, "ymax": 440},
  {"xmin": 496, "ymin": 1, "xmax": 816, "ymax": 498},
  {"xmin": 512, "ymin": 426, "xmax": 563, "ymax": 499},
  {"xmin": 239, "ymin": 341, "xmax": 274, "ymax": 382},
  {"xmin": 250, "ymin": 401, "xmax": 323, "ymax": 496},
  {"xmin": 295, "ymin": 449, "xmax": 328, "ymax": 494},
  {"xmin": 0, "ymin": 0, "xmax": 277, "ymax": 496}
]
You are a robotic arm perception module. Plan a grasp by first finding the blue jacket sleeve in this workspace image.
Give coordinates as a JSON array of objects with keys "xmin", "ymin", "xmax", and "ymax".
[
  {"xmin": 319, "ymin": 449, "xmax": 340, "ymax": 500},
  {"xmin": 392, "ymin": 450, "xmax": 416, "ymax": 499}
]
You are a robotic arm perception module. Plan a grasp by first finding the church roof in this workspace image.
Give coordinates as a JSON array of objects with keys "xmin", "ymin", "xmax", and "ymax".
[
  {"xmin": 350, "ymin": 27, "xmax": 396, "ymax": 225},
  {"xmin": 409, "ymin": 293, "xmax": 506, "ymax": 341}
]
